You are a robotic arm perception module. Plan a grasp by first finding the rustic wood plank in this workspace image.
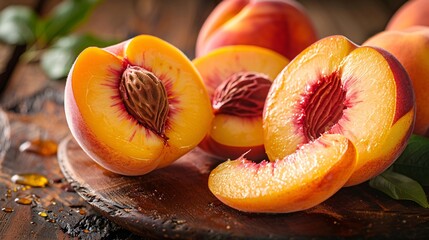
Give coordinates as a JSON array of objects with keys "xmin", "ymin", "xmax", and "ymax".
[{"xmin": 58, "ymin": 136, "xmax": 429, "ymax": 239}]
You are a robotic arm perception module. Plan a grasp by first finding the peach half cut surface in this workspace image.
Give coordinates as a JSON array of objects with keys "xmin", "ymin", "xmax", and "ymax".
[
  {"xmin": 208, "ymin": 134, "xmax": 357, "ymax": 213},
  {"xmin": 64, "ymin": 35, "xmax": 213, "ymax": 176},
  {"xmin": 263, "ymin": 35, "xmax": 415, "ymax": 186},
  {"xmin": 192, "ymin": 45, "xmax": 289, "ymax": 161}
]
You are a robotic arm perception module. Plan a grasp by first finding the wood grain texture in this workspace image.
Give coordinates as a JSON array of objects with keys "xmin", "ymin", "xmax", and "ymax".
[{"xmin": 59, "ymin": 136, "xmax": 429, "ymax": 239}]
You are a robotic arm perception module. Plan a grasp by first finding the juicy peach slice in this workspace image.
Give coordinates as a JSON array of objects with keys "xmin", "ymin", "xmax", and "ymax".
[
  {"xmin": 208, "ymin": 134, "xmax": 357, "ymax": 213},
  {"xmin": 263, "ymin": 35, "xmax": 415, "ymax": 186},
  {"xmin": 65, "ymin": 35, "xmax": 213, "ymax": 175},
  {"xmin": 193, "ymin": 45, "xmax": 289, "ymax": 161}
]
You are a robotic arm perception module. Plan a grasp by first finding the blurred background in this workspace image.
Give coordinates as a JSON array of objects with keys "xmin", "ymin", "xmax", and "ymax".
[{"xmin": 0, "ymin": 0, "xmax": 409, "ymax": 58}]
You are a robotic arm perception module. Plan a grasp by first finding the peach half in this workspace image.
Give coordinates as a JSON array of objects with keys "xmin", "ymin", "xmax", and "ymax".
[
  {"xmin": 192, "ymin": 45, "xmax": 289, "ymax": 161},
  {"xmin": 64, "ymin": 35, "xmax": 213, "ymax": 176},
  {"xmin": 363, "ymin": 26, "xmax": 429, "ymax": 136},
  {"xmin": 195, "ymin": 0, "xmax": 317, "ymax": 60},
  {"xmin": 209, "ymin": 134, "xmax": 357, "ymax": 213},
  {"xmin": 263, "ymin": 35, "xmax": 415, "ymax": 186}
]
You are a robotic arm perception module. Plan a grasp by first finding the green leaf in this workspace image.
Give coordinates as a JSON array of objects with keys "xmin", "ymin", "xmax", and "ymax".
[
  {"xmin": 41, "ymin": 0, "xmax": 101, "ymax": 44},
  {"xmin": 369, "ymin": 169, "xmax": 429, "ymax": 208},
  {"xmin": 393, "ymin": 134, "xmax": 429, "ymax": 186},
  {"xmin": 0, "ymin": 6, "xmax": 38, "ymax": 45},
  {"xmin": 40, "ymin": 34, "xmax": 118, "ymax": 80}
]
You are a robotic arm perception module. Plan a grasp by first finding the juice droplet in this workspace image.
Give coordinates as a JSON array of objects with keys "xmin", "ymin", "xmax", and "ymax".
[
  {"xmin": 38, "ymin": 211, "xmax": 48, "ymax": 218},
  {"xmin": 19, "ymin": 139, "xmax": 58, "ymax": 156},
  {"xmin": 11, "ymin": 173, "xmax": 49, "ymax": 187},
  {"xmin": 2, "ymin": 207, "xmax": 13, "ymax": 213},
  {"xmin": 14, "ymin": 196, "xmax": 33, "ymax": 205},
  {"xmin": 77, "ymin": 208, "xmax": 86, "ymax": 215}
]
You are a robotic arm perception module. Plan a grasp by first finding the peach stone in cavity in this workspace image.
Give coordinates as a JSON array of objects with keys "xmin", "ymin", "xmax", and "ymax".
[
  {"xmin": 212, "ymin": 72, "xmax": 272, "ymax": 117},
  {"xmin": 119, "ymin": 65, "xmax": 169, "ymax": 140}
]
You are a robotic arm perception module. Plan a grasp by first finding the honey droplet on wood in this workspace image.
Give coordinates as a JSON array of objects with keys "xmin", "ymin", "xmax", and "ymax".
[
  {"xmin": 11, "ymin": 173, "xmax": 49, "ymax": 187},
  {"xmin": 2, "ymin": 207, "xmax": 13, "ymax": 213},
  {"xmin": 19, "ymin": 139, "xmax": 58, "ymax": 156},
  {"xmin": 38, "ymin": 211, "xmax": 48, "ymax": 218},
  {"xmin": 14, "ymin": 196, "xmax": 32, "ymax": 205}
]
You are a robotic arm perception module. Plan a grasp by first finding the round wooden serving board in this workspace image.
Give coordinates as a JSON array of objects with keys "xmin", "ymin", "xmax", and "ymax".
[{"xmin": 58, "ymin": 136, "xmax": 429, "ymax": 239}]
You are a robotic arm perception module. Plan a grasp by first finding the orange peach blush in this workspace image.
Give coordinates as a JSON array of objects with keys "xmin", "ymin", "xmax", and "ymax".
[{"xmin": 195, "ymin": 0, "xmax": 317, "ymax": 60}]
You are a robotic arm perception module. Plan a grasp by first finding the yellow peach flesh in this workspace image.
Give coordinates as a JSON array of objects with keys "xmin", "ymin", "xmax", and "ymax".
[
  {"xmin": 65, "ymin": 35, "xmax": 213, "ymax": 175},
  {"xmin": 125, "ymin": 36, "xmax": 214, "ymax": 165},
  {"xmin": 208, "ymin": 134, "xmax": 357, "ymax": 213}
]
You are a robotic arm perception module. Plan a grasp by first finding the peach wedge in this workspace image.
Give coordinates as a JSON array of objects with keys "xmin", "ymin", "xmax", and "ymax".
[
  {"xmin": 263, "ymin": 35, "xmax": 415, "ymax": 186},
  {"xmin": 209, "ymin": 134, "xmax": 357, "ymax": 213},
  {"xmin": 193, "ymin": 45, "xmax": 289, "ymax": 161},
  {"xmin": 65, "ymin": 35, "xmax": 213, "ymax": 176}
]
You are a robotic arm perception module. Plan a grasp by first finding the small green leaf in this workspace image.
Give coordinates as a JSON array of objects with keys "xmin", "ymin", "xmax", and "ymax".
[
  {"xmin": 40, "ymin": 34, "xmax": 118, "ymax": 80},
  {"xmin": 0, "ymin": 6, "xmax": 38, "ymax": 44},
  {"xmin": 370, "ymin": 169, "xmax": 429, "ymax": 208},
  {"xmin": 393, "ymin": 134, "xmax": 429, "ymax": 186},
  {"xmin": 41, "ymin": 0, "xmax": 101, "ymax": 44}
]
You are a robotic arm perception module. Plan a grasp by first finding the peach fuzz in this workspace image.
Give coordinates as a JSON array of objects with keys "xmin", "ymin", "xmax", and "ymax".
[
  {"xmin": 192, "ymin": 45, "xmax": 289, "ymax": 161},
  {"xmin": 364, "ymin": 26, "xmax": 429, "ymax": 136},
  {"xmin": 263, "ymin": 35, "xmax": 415, "ymax": 187},
  {"xmin": 65, "ymin": 35, "xmax": 213, "ymax": 176},
  {"xmin": 195, "ymin": 0, "xmax": 317, "ymax": 60},
  {"xmin": 208, "ymin": 134, "xmax": 357, "ymax": 213},
  {"xmin": 386, "ymin": 0, "xmax": 429, "ymax": 30}
]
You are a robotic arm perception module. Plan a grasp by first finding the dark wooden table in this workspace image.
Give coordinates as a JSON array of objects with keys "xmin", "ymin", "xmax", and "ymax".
[{"xmin": 3, "ymin": 0, "xmax": 427, "ymax": 239}]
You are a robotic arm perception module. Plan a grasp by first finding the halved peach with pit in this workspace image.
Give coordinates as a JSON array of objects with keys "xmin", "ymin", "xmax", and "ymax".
[
  {"xmin": 263, "ymin": 35, "xmax": 415, "ymax": 186},
  {"xmin": 64, "ymin": 35, "xmax": 213, "ymax": 176},
  {"xmin": 209, "ymin": 134, "xmax": 357, "ymax": 213},
  {"xmin": 192, "ymin": 45, "xmax": 289, "ymax": 161}
]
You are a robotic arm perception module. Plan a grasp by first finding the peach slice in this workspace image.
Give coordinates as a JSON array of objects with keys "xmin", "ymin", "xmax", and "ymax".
[
  {"xmin": 192, "ymin": 45, "xmax": 289, "ymax": 161},
  {"xmin": 195, "ymin": 0, "xmax": 318, "ymax": 60},
  {"xmin": 64, "ymin": 35, "xmax": 213, "ymax": 176},
  {"xmin": 208, "ymin": 134, "xmax": 357, "ymax": 213},
  {"xmin": 263, "ymin": 35, "xmax": 415, "ymax": 186}
]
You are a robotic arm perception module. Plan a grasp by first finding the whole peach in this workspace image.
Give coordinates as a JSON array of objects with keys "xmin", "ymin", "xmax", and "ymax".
[
  {"xmin": 386, "ymin": 0, "xmax": 429, "ymax": 30},
  {"xmin": 195, "ymin": 0, "xmax": 318, "ymax": 60},
  {"xmin": 364, "ymin": 26, "xmax": 429, "ymax": 136}
]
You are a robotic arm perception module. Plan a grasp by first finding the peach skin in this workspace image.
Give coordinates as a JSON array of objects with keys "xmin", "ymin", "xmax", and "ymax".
[
  {"xmin": 193, "ymin": 45, "xmax": 289, "ymax": 161},
  {"xmin": 364, "ymin": 26, "xmax": 429, "ymax": 136},
  {"xmin": 386, "ymin": 0, "xmax": 429, "ymax": 30},
  {"xmin": 64, "ymin": 35, "xmax": 214, "ymax": 176},
  {"xmin": 195, "ymin": 0, "xmax": 317, "ymax": 60}
]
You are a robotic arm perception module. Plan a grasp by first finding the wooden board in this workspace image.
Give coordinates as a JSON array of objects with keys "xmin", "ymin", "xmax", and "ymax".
[{"xmin": 58, "ymin": 136, "xmax": 429, "ymax": 239}]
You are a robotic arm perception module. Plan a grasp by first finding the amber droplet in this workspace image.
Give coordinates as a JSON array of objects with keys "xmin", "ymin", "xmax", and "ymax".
[
  {"xmin": 77, "ymin": 208, "xmax": 87, "ymax": 215},
  {"xmin": 11, "ymin": 173, "xmax": 49, "ymax": 188},
  {"xmin": 38, "ymin": 211, "xmax": 48, "ymax": 218},
  {"xmin": 14, "ymin": 196, "xmax": 33, "ymax": 205},
  {"xmin": 19, "ymin": 139, "xmax": 58, "ymax": 156},
  {"xmin": 2, "ymin": 207, "xmax": 13, "ymax": 213}
]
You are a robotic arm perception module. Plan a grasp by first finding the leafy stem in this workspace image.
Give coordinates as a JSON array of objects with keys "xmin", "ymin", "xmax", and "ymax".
[{"xmin": 0, "ymin": 0, "xmax": 118, "ymax": 80}]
